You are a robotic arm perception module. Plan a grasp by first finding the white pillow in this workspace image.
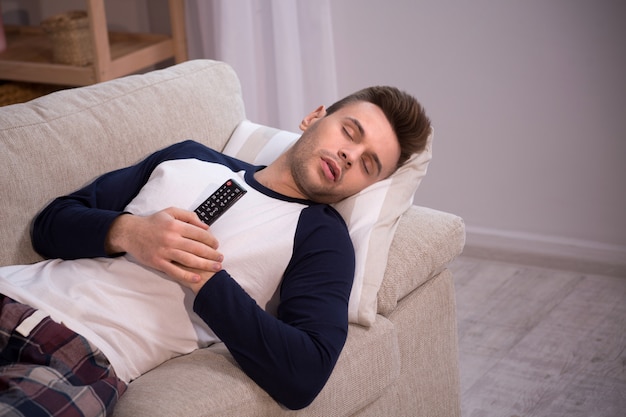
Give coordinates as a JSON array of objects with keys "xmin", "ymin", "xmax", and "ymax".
[{"xmin": 222, "ymin": 120, "xmax": 433, "ymax": 326}]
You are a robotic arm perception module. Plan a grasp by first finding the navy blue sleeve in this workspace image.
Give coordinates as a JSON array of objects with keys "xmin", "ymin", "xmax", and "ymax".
[
  {"xmin": 31, "ymin": 140, "xmax": 248, "ymax": 260},
  {"xmin": 193, "ymin": 205, "xmax": 355, "ymax": 409}
]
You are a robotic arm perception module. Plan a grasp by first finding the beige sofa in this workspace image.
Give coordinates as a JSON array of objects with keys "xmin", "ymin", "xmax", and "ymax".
[{"xmin": 0, "ymin": 60, "xmax": 465, "ymax": 416}]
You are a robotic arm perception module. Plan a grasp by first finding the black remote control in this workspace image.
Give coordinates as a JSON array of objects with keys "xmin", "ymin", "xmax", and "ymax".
[{"xmin": 194, "ymin": 179, "xmax": 247, "ymax": 226}]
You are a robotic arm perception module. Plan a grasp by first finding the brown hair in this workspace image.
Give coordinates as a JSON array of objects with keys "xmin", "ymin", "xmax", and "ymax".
[{"xmin": 325, "ymin": 86, "xmax": 431, "ymax": 169}]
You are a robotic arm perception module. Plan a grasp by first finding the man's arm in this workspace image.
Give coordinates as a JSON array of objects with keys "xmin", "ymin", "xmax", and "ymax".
[
  {"xmin": 32, "ymin": 141, "xmax": 224, "ymax": 282},
  {"xmin": 193, "ymin": 206, "xmax": 355, "ymax": 409},
  {"xmin": 32, "ymin": 144, "xmax": 171, "ymax": 259}
]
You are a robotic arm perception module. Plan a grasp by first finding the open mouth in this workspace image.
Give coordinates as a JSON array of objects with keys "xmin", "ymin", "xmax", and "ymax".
[{"xmin": 321, "ymin": 157, "xmax": 340, "ymax": 182}]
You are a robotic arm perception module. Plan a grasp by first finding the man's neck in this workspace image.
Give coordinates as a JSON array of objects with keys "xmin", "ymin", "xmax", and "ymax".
[{"xmin": 253, "ymin": 157, "xmax": 304, "ymax": 200}]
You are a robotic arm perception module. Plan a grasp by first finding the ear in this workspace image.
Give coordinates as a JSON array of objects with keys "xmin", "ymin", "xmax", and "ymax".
[{"xmin": 299, "ymin": 105, "xmax": 326, "ymax": 131}]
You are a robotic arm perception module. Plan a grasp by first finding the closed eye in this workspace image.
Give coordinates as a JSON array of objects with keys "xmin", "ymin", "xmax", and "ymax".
[
  {"xmin": 362, "ymin": 158, "xmax": 371, "ymax": 175},
  {"xmin": 366, "ymin": 153, "xmax": 382, "ymax": 178},
  {"xmin": 343, "ymin": 126, "xmax": 353, "ymax": 140}
]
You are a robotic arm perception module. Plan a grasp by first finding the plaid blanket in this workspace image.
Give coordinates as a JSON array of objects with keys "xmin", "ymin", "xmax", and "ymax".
[{"xmin": 0, "ymin": 295, "xmax": 127, "ymax": 417}]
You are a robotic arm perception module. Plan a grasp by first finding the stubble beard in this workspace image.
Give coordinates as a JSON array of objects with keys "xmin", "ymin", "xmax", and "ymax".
[{"xmin": 288, "ymin": 131, "xmax": 343, "ymax": 205}]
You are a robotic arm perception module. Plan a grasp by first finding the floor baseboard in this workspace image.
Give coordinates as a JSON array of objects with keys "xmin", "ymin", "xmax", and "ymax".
[{"xmin": 463, "ymin": 226, "xmax": 626, "ymax": 277}]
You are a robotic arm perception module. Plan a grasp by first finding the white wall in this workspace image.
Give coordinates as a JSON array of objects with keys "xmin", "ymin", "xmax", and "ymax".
[{"xmin": 329, "ymin": 1, "xmax": 626, "ymax": 263}]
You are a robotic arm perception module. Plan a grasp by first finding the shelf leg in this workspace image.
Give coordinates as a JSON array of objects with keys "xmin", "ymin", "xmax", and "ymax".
[
  {"xmin": 169, "ymin": 0, "xmax": 188, "ymax": 63},
  {"xmin": 87, "ymin": 0, "xmax": 112, "ymax": 82}
]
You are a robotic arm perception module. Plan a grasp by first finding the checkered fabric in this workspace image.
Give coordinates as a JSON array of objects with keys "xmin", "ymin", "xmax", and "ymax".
[{"xmin": 0, "ymin": 295, "xmax": 127, "ymax": 417}]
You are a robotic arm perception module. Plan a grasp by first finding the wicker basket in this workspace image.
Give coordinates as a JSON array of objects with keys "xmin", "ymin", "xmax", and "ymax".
[{"xmin": 41, "ymin": 10, "xmax": 93, "ymax": 66}]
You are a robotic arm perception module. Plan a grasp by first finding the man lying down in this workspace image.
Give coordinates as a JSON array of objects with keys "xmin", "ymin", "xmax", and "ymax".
[{"xmin": 0, "ymin": 86, "xmax": 430, "ymax": 416}]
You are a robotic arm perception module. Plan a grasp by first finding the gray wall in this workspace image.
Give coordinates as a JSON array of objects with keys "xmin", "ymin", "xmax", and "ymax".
[{"xmin": 330, "ymin": 1, "xmax": 626, "ymax": 263}]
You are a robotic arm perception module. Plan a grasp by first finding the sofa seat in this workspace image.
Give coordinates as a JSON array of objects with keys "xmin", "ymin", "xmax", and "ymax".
[{"xmin": 114, "ymin": 317, "xmax": 399, "ymax": 416}]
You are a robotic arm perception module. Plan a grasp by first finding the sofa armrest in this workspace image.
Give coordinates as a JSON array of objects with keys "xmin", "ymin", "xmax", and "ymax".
[{"xmin": 377, "ymin": 205, "xmax": 465, "ymax": 316}]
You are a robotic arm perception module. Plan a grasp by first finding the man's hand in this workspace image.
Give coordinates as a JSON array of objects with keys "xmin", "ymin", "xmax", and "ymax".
[
  {"xmin": 105, "ymin": 207, "xmax": 223, "ymax": 287},
  {"xmin": 174, "ymin": 265, "xmax": 216, "ymax": 294}
]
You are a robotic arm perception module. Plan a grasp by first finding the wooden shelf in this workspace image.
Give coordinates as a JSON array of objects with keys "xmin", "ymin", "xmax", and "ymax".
[{"xmin": 0, "ymin": 0, "xmax": 186, "ymax": 86}]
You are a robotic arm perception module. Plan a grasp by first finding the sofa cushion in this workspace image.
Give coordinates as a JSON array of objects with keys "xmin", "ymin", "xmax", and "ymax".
[
  {"xmin": 223, "ymin": 121, "xmax": 433, "ymax": 326},
  {"xmin": 113, "ymin": 318, "xmax": 399, "ymax": 417},
  {"xmin": 0, "ymin": 60, "xmax": 245, "ymax": 266}
]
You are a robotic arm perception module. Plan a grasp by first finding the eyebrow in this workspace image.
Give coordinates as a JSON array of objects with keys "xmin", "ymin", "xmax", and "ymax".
[{"xmin": 347, "ymin": 117, "xmax": 383, "ymax": 176}]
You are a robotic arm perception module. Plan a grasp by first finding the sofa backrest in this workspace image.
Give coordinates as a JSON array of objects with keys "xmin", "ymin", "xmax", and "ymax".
[{"xmin": 0, "ymin": 60, "xmax": 245, "ymax": 266}]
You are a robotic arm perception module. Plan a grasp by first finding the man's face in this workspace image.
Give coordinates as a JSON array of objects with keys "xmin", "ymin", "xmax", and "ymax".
[{"xmin": 288, "ymin": 101, "xmax": 400, "ymax": 204}]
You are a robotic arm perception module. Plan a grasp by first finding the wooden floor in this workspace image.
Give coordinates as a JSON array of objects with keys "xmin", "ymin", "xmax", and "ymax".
[{"xmin": 449, "ymin": 254, "xmax": 626, "ymax": 417}]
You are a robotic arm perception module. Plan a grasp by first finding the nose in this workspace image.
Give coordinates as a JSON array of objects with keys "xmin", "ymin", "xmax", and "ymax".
[{"xmin": 339, "ymin": 147, "xmax": 357, "ymax": 169}]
